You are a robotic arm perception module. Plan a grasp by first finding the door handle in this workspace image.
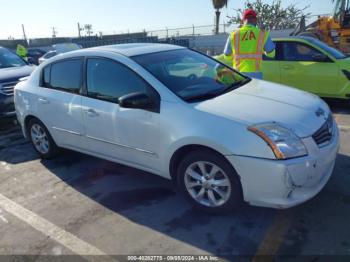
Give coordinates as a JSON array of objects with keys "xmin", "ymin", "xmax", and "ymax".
[
  {"xmin": 282, "ymin": 65, "xmax": 294, "ymax": 70},
  {"xmin": 38, "ymin": 97, "xmax": 50, "ymax": 104},
  {"xmin": 84, "ymin": 108, "xmax": 99, "ymax": 117}
]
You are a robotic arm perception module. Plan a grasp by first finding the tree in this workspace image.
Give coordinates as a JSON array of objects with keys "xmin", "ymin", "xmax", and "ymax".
[
  {"xmin": 84, "ymin": 24, "xmax": 93, "ymax": 37},
  {"xmin": 227, "ymin": 0, "xmax": 310, "ymax": 30},
  {"xmin": 212, "ymin": 0, "xmax": 229, "ymax": 34}
]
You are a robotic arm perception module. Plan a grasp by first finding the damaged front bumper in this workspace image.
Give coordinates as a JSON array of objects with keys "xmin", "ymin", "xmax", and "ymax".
[{"xmin": 226, "ymin": 124, "xmax": 340, "ymax": 209}]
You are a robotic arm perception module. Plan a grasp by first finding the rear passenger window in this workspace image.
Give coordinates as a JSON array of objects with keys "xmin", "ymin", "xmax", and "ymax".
[{"xmin": 42, "ymin": 59, "xmax": 82, "ymax": 93}]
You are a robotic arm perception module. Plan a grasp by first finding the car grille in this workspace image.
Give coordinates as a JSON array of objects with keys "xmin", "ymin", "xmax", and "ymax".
[
  {"xmin": 0, "ymin": 81, "xmax": 18, "ymax": 96},
  {"xmin": 312, "ymin": 115, "xmax": 334, "ymax": 147}
]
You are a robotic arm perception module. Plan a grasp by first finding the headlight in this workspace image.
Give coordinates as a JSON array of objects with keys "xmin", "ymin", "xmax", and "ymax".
[{"xmin": 248, "ymin": 123, "xmax": 308, "ymax": 160}]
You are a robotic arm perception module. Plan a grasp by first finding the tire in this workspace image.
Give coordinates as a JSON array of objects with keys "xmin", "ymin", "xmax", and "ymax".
[
  {"xmin": 28, "ymin": 118, "xmax": 59, "ymax": 159},
  {"xmin": 177, "ymin": 149, "xmax": 243, "ymax": 213}
]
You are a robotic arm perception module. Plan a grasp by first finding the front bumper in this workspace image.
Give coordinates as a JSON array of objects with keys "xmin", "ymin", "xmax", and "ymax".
[
  {"xmin": 0, "ymin": 94, "xmax": 16, "ymax": 119},
  {"xmin": 227, "ymin": 124, "xmax": 340, "ymax": 209}
]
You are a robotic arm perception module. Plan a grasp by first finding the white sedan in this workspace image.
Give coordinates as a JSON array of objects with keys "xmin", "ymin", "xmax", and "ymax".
[{"xmin": 14, "ymin": 44, "xmax": 339, "ymax": 212}]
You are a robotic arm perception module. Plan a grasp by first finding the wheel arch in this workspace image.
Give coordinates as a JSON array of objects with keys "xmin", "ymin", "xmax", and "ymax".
[
  {"xmin": 24, "ymin": 115, "xmax": 48, "ymax": 138},
  {"xmin": 169, "ymin": 144, "xmax": 235, "ymax": 183}
]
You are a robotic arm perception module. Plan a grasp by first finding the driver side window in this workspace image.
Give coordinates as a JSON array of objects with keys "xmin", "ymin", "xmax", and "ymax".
[
  {"xmin": 281, "ymin": 42, "xmax": 323, "ymax": 62},
  {"xmin": 86, "ymin": 58, "xmax": 151, "ymax": 104}
]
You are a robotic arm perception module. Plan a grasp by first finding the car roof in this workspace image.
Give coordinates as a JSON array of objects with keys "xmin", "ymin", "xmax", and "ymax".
[
  {"xmin": 90, "ymin": 43, "xmax": 185, "ymax": 57},
  {"xmin": 272, "ymin": 36, "xmax": 319, "ymax": 43}
]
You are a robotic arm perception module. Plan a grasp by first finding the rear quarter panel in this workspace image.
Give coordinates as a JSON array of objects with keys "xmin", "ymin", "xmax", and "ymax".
[{"xmin": 14, "ymin": 67, "xmax": 42, "ymax": 137}]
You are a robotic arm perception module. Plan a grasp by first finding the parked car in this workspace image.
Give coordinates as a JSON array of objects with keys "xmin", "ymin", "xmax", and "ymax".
[
  {"xmin": 38, "ymin": 51, "xmax": 58, "ymax": 64},
  {"xmin": 38, "ymin": 43, "xmax": 82, "ymax": 64},
  {"xmin": 262, "ymin": 37, "xmax": 350, "ymax": 101},
  {"xmin": 0, "ymin": 47, "xmax": 34, "ymax": 119},
  {"xmin": 15, "ymin": 44, "xmax": 339, "ymax": 212},
  {"xmin": 27, "ymin": 48, "xmax": 47, "ymax": 65},
  {"xmin": 52, "ymin": 43, "xmax": 82, "ymax": 53}
]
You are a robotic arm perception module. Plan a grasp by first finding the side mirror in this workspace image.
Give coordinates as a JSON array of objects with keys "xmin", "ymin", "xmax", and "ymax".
[
  {"xmin": 119, "ymin": 92, "xmax": 154, "ymax": 111},
  {"xmin": 312, "ymin": 53, "xmax": 331, "ymax": 62}
]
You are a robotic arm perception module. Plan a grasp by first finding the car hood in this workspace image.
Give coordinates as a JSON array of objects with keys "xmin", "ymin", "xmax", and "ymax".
[
  {"xmin": 194, "ymin": 79, "xmax": 330, "ymax": 138},
  {"xmin": 0, "ymin": 65, "xmax": 34, "ymax": 82},
  {"xmin": 336, "ymin": 56, "xmax": 350, "ymax": 69}
]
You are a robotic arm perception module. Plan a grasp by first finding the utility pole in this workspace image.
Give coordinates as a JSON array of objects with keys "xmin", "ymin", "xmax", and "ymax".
[
  {"xmin": 22, "ymin": 24, "xmax": 27, "ymax": 42},
  {"xmin": 52, "ymin": 27, "xmax": 58, "ymax": 38},
  {"xmin": 77, "ymin": 22, "xmax": 83, "ymax": 38}
]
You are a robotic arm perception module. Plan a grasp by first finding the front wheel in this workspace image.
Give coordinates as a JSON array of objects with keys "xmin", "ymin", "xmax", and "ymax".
[
  {"xmin": 28, "ymin": 118, "xmax": 59, "ymax": 159},
  {"xmin": 177, "ymin": 150, "xmax": 243, "ymax": 213}
]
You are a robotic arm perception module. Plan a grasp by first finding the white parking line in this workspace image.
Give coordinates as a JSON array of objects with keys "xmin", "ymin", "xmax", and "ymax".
[
  {"xmin": 339, "ymin": 125, "xmax": 350, "ymax": 131},
  {"xmin": 0, "ymin": 193, "xmax": 113, "ymax": 260},
  {"xmin": 0, "ymin": 209, "xmax": 9, "ymax": 224}
]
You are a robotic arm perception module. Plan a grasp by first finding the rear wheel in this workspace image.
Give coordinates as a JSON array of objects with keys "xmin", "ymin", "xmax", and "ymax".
[
  {"xmin": 177, "ymin": 149, "xmax": 242, "ymax": 213},
  {"xmin": 28, "ymin": 118, "xmax": 59, "ymax": 159}
]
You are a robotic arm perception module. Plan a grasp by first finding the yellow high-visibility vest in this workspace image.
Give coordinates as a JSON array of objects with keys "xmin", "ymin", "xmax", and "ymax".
[
  {"xmin": 230, "ymin": 25, "xmax": 269, "ymax": 73},
  {"xmin": 16, "ymin": 44, "xmax": 28, "ymax": 58}
]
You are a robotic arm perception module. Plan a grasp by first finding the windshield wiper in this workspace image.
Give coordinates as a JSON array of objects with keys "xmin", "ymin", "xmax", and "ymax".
[
  {"xmin": 185, "ymin": 92, "xmax": 221, "ymax": 102},
  {"xmin": 185, "ymin": 78, "xmax": 251, "ymax": 102}
]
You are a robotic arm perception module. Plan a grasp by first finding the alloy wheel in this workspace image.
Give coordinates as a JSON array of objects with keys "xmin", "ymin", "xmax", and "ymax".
[
  {"xmin": 184, "ymin": 161, "xmax": 232, "ymax": 207},
  {"xmin": 30, "ymin": 123, "xmax": 50, "ymax": 154}
]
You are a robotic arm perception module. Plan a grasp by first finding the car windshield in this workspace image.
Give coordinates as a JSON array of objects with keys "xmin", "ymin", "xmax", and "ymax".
[
  {"xmin": 305, "ymin": 38, "xmax": 347, "ymax": 59},
  {"xmin": 0, "ymin": 48, "xmax": 27, "ymax": 69},
  {"xmin": 132, "ymin": 49, "xmax": 248, "ymax": 102}
]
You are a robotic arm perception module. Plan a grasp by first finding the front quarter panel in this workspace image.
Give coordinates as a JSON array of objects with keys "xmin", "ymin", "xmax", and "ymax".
[
  {"xmin": 335, "ymin": 59, "xmax": 350, "ymax": 99},
  {"xmin": 159, "ymin": 101, "xmax": 276, "ymax": 178}
]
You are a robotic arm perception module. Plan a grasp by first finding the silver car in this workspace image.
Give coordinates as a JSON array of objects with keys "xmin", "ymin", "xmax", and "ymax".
[
  {"xmin": 38, "ymin": 51, "xmax": 57, "ymax": 64},
  {"xmin": 15, "ymin": 44, "xmax": 339, "ymax": 212}
]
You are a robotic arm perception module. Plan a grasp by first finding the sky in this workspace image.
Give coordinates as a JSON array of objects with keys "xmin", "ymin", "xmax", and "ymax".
[{"xmin": 1, "ymin": 0, "xmax": 334, "ymax": 39}]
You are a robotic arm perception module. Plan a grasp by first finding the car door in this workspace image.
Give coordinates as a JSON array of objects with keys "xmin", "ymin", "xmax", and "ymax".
[
  {"xmin": 262, "ymin": 41, "xmax": 281, "ymax": 83},
  {"xmin": 279, "ymin": 41, "xmax": 339, "ymax": 95},
  {"xmin": 36, "ymin": 58, "xmax": 85, "ymax": 150},
  {"xmin": 82, "ymin": 57, "xmax": 161, "ymax": 172}
]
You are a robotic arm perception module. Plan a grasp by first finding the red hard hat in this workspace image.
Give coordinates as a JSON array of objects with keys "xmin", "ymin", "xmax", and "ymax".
[{"xmin": 243, "ymin": 9, "xmax": 257, "ymax": 20}]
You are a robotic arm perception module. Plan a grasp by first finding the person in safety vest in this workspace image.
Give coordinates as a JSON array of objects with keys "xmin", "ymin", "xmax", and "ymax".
[
  {"xmin": 223, "ymin": 9, "xmax": 275, "ymax": 79},
  {"xmin": 16, "ymin": 44, "xmax": 28, "ymax": 61}
]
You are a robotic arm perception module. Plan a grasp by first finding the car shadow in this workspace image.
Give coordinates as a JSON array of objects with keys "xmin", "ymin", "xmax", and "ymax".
[
  {"xmin": 275, "ymin": 153, "xmax": 350, "ymax": 258},
  {"xmin": 0, "ymin": 120, "xmax": 39, "ymax": 164},
  {"xmin": 40, "ymin": 150, "xmax": 276, "ymax": 256},
  {"xmin": 40, "ymin": 149, "xmax": 350, "ymax": 257}
]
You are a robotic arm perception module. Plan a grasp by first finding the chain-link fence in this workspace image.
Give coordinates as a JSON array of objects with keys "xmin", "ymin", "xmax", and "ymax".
[
  {"xmin": 147, "ymin": 24, "xmax": 236, "ymax": 38},
  {"xmin": 1, "ymin": 23, "xmax": 238, "ymax": 49}
]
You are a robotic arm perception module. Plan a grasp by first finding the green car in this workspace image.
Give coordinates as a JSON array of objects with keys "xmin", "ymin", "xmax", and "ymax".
[
  {"xmin": 263, "ymin": 37, "xmax": 350, "ymax": 100},
  {"xmin": 215, "ymin": 36, "xmax": 350, "ymax": 101}
]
